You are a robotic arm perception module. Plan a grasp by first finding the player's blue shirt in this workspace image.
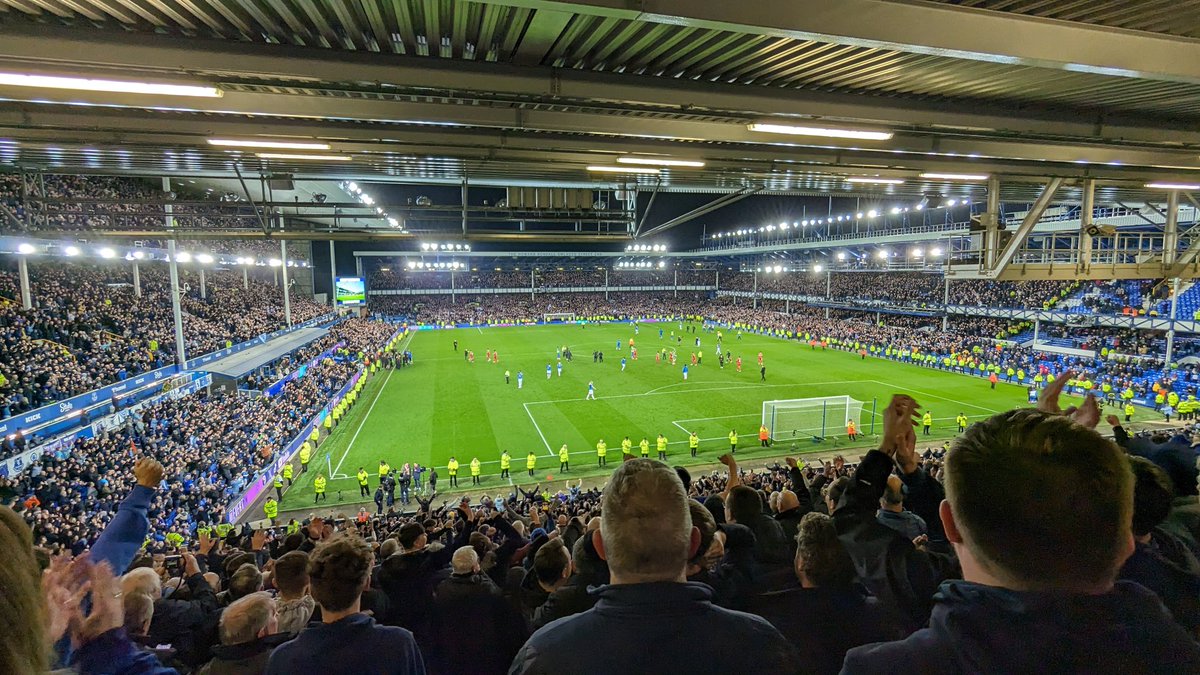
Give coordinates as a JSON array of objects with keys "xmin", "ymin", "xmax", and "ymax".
[
  {"xmin": 547, "ymin": 365, "xmax": 552, "ymax": 374},
  {"xmin": 588, "ymin": 383, "xmax": 594, "ymax": 391},
  {"xmin": 621, "ymin": 359, "xmax": 627, "ymax": 366},
  {"xmin": 517, "ymin": 372, "xmax": 523, "ymax": 380},
  {"xmin": 682, "ymin": 365, "xmax": 689, "ymax": 374}
]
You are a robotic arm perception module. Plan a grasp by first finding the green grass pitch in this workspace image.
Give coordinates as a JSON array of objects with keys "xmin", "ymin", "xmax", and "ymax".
[{"xmin": 279, "ymin": 321, "xmax": 1154, "ymax": 509}]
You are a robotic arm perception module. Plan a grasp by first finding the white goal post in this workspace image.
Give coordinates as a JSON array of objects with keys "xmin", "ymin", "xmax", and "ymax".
[
  {"xmin": 762, "ymin": 395, "xmax": 865, "ymax": 441},
  {"xmin": 543, "ymin": 312, "xmax": 578, "ymax": 323}
]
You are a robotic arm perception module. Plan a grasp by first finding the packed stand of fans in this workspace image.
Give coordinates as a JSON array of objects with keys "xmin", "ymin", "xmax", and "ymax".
[
  {"xmin": 0, "ymin": 258, "xmax": 328, "ymax": 419},
  {"xmin": 4, "ymin": 380, "xmax": 1199, "ymax": 674},
  {"xmin": 948, "ymin": 279, "xmax": 1077, "ymax": 309}
]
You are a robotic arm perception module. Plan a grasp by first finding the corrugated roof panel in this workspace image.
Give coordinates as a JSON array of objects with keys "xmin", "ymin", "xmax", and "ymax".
[{"xmin": 928, "ymin": 0, "xmax": 1200, "ymax": 40}]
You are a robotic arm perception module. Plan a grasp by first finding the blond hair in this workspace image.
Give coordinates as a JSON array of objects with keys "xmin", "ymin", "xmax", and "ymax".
[{"xmin": 600, "ymin": 459, "xmax": 692, "ymax": 582}]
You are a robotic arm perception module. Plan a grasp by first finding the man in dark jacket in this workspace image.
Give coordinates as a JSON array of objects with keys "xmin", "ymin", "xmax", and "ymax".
[
  {"xmin": 147, "ymin": 552, "xmax": 220, "ymax": 668},
  {"xmin": 267, "ymin": 534, "xmax": 425, "ymax": 675},
  {"xmin": 510, "ymin": 459, "xmax": 797, "ymax": 674},
  {"xmin": 430, "ymin": 547, "xmax": 527, "ymax": 674},
  {"xmin": 377, "ymin": 506, "xmax": 475, "ymax": 641},
  {"xmin": 531, "ymin": 531, "xmax": 610, "ymax": 629},
  {"xmin": 748, "ymin": 512, "xmax": 903, "ymax": 675},
  {"xmin": 198, "ymin": 592, "xmax": 291, "ymax": 675},
  {"xmin": 844, "ymin": 393, "xmax": 1200, "ymax": 673}
]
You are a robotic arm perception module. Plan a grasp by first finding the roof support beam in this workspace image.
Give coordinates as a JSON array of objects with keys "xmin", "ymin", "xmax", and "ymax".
[
  {"xmin": 0, "ymin": 26, "xmax": 1198, "ymax": 147},
  {"xmin": 640, "ymin": 188, "xmax": 760, "ymax": 238},
  {"xmin": 486, "ymin": 0, "xmax": 1200, "ymax": 86},
  {"xmin": 989, "ymin": 177, "xmax": 1065, "ymax": 278}
]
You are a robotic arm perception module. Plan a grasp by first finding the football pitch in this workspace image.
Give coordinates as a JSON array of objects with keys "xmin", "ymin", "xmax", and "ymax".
[{"xmin": 279, "ymin": 321, "xmax": 1151, "ymax": 509}]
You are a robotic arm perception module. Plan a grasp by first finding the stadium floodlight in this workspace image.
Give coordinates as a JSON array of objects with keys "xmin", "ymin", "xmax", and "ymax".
[
  {"xmin": 196, "ymin": 253, "xmax": 214, "ymax": 264},
  {"xmin": 890, "ymin": 207, "xmax": 901, "ymax": 214},
  {"xmin": 867, "ymin": 210, "xmax": 879, "ymax": 218},
  {"xmin": 616, "ymin": 156, "xmax": 705, "ymax": 168},
  {"xmin": 0, "ymin": 72, "xmax": 222, "ymax": 97},
  {"xmin": 658, "ymin": 261, "xmax": 666, "ymax": 268},
  {"xmin": 946, "ymin": 199, "xmax": 958, "ymax": 206},
  {"xmin": 931, "ymin": 247, "xmax": 944, "ymax": 256},
  {"xmin": 911, "ymin": 248, "xmax": 924, "ymax": 257},
  {"xmin": 914, "ymin": 203, "xmax": 924, "ymax": 210},
  {"xmin": 813, "ymin": 264, "xmax": 823, "ymax": 273},
  {"xmin": 256, "ymin": 153, "xmax": 352, "ymax": 161},
  {"xmin": 856, "ymin": 212, "xmax": 864, "ymax": 219},
  {"xmin": 747, "ymin": 123, "xmax": 893, "ymax": 141},
  {"xmin": 98, "ymin": 247, "xmax": 116, "ymax": 259},
  {"xmin": 132, "ymin": 250, "xmax": 145, "ymax": 260},
  {"xmin": 16, "ymin": 243, "xmax": 35, "ymax": 254},
  {"xmin": 920, "ymin": 172, "xmax": 989, "ymax": 181},
  {"xmin": 846, "ymin": 177, "xmax": 905, "ymax": 185},
  {"xmin": 773, "ymin": 265, "xmax": 782, "ymax": 273},
  {"xmin": 268, "ymin": 258, "xmax": 282, "ymax": 267},
  {"xmin": 836, "ymin": 252, "xmax": 846, "ymax": 261},
  {"xmin": 208, "ymin": 139, "xmax": 330, "ymax": 150},
  {"xmin": 877, "ymin": 249, "xmax": 889, "ymax": 259},
  {"xmin": 1145, "ymin": 182, "xmax": 1200, "ymax": 190},
  {"xmin": 175, "ymin": 252, "xmax": 192, "ymax": 263},
  {"xmin": 587, "ymin": 165, "xmax": 660, "ymax": 174},
  {"xmin": 63, "ymin": 245, "xmax": 80, "ymax": 257},
  {"xmin": 347, "ymin": 182, "xmax": 359, "ymax": 192}
]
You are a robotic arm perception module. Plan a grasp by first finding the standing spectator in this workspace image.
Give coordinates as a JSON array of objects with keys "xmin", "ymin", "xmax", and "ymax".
[
  {"xmin": 272, "ymin": 551, "xmax": 315, "ymax": 634},
  {"xmin": 430, "ymin": 547, "xmax": 527, "ymax": 674},
  {"xmin": 844, "ymin": 402, "xmax": 1200, "ymax": 672},
  {"xmin": 509, "ymin": 459, "xmax": 798, "ymax": 674},
  {"xmin": 876, "ymin": 475, "xmax": 927, "ymax": 541},
  {"xmin": 267, "ymin": 534, "xmax": 425, "ymax": 675},
  {"xmin": 748, "ymin": 512, "xmax": 904, "ymax": 675},
  {"xmin": 198, "ymin": 591, "xmax": 290, "ymax": 674}
]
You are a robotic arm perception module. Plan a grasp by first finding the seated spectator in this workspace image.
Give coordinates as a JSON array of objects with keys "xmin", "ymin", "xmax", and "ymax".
[
  {"xmin": 510, "ymin": 459, "xmax": 798, "ymax": 674},
  {"xmin": 199, "ymin": 591, "xmax": 290, "ymax": 675},
  {"xmin": 748, "ymin": 512, "xmax": 904, "ymax": 675},
  {"xmin": 844, "ymin": 401, "xmax": 1200, "ymax": 672},
  {"xmin": 272, "ymin": 551, "xmax": 315, "ymax": 634},
  {"xmin": 267, "ymin": 534, "xmax": 425, "ymax": 675}
]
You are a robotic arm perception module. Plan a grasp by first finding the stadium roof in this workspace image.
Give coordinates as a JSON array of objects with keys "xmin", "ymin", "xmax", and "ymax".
[{"xmin": 0, "ymin": 0, "xmax": 1198, "ymax": 205}]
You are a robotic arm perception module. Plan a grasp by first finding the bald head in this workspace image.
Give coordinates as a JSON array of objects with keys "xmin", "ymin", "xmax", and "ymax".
[
  {"xmin": 451, "ymin": 546, "xmax": 480, "ymax": 575},
  {"xmin": 598, "ymin": 459, "xmax": 698, "ymax": 584},
  {"xmin": 778, "ymin": 490, "xmax": 800, "ymax": 512}
]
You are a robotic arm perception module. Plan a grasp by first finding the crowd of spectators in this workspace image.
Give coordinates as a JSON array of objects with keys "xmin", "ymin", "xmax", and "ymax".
[
  {"xmin": 5, "ymin": 383, "xmax": 1199, "ymax": 673},
  {"xmin": 0, "ymin": 258, "xmax": 328, "ymax": 418},
  {"xmin": 0, "ymin": 173, "xmax": 310, "ymax": 262},
  {"xmin": 948, "ymin": 279, "xmax": 1077, "ymax": 309}
]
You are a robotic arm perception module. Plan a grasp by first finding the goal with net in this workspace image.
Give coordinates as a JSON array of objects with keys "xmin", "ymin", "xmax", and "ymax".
[
  {"xmin": 543, "ymin": 312, "xmax": 578, "ymax": 323},
  {"xmin": 762, "ymin": 395, "xmax": 865, "ymax": 441}
]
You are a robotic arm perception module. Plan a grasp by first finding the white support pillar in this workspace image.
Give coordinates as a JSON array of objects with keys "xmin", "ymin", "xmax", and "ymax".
[
  {"xmin": 942, "ymin": 276, "xmax": 950, "ymax": 331},
  {"xmin": 328, "ymin": 240, "xmax": 337, "ymax": 307},
  {"xmin": 163, "ymin": 177, "xmax": 187, "ymax": 370},
  {"xmin": 530, "ymin": 268, "xmax": 536, "ymax": 301},
  {"xmin": 714, "ymin": 270, "xmax": 719, "ymax": 291},
  {"xmin": 1033, "ymin": 318, "xmax": 1040, "ymax": 345},
  {"xmin": 785, "ymin": 298, "xmax": 790, "ymax": 314},
  {"xmin": 1164, "ymin": 191, "xmax": 1180, "ymax": 266},
  {"xmin": 605, "ymin": 268, "xmax": 609, "ymax": 301},
  {"xmin": 1167, "ymin": 278, "xmax": 1181, "ymax": 364},
  {"xmin": 1078, "ymin": 178, "xmax": 1095, "ymax": 274},
  {"xmin": 242, "ymin": 266, "xmax": 249, "ymax": 290},
  {"xmin": 673, "ymin": 269, "xmax": 678, "ymax": 298},
  {"xmin": 752, "ymin": 271, "xmax": 758, "ymax": 310},
  {"xmin": 280, "ymin": 239, "xmax": 292, "ymax": 328},
  {"xmin": 199, "ymin": 267, "xmax": 207, "ymax": 300},
  {"xmin": 355, "ymin": 256, "xmax": 363, "ymax": 279},
  {"xmin": 825, "ymin": 269, "xmax": 832, "ymax": 319},
  {"xmin": 451, "ymin": 270, "xmax": 456, "ymax": 304},
  {"xmin": 17, "ymin": 255, "xmax": 31, "ymax": 309},
  {"xmin": 132, "ymin": 261, "xmax": 142, "ymax": 298},
  {"xmin": 984, "ymin": 176, "xmax": 1001, "ymax": 270}
]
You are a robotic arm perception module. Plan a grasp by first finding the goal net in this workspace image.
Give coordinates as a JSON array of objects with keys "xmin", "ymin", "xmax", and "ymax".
[
  {"xmin": 762, "ymin": 395, "xmax": 865, "ymax": 441},
  {"xmin": 543, "ymin": 313, "xmax": 578, "ymax": 323}
]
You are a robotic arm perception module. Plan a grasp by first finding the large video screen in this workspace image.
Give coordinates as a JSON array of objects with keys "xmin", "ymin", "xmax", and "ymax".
[{"xmin": 335, "ymin": 277, "xmax": 366, "ymax": 306}]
